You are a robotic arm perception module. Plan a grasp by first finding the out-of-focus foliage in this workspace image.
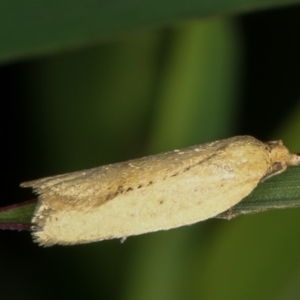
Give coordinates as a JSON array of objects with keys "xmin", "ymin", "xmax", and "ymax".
[{"xmin": 1, "ymin": 0, "xmax": 300, "ymax": 63}]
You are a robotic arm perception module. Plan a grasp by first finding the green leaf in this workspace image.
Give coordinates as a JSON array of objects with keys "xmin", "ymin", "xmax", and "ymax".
[
  {"xmin": 1, "ymin": 0, "xmax": 300, "ymax": 64},
  {"xmin": 0, "ymin": 200, "xmax": 35, "ymax": 230}
]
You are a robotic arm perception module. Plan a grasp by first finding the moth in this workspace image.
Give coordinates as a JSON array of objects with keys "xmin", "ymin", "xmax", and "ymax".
[{"xmin": 21, "ymin": 135, "xmax": 300, "ymax": 246}]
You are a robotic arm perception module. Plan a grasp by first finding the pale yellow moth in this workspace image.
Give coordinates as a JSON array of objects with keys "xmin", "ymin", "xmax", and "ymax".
[{"xmin": 21, "ymin": 135, "xmax": 300, "ymax": 246}]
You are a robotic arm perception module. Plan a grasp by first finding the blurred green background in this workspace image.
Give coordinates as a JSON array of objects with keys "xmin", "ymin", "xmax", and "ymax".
[{"xmin": 1, "ymin": 1, "xmax": 300, "ymax": 300}]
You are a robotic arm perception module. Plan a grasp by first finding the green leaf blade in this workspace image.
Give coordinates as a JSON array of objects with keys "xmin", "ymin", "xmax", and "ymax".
[
  {"xmin": 0, "ymin": 200, "xmax": 36, "ymax": 230},
  {"xmin": 1, "ymin": 0, "xmax": 300, "ymax": 63}
]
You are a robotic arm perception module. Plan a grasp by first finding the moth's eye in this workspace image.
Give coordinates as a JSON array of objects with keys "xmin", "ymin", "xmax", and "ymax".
[{"xmin": 270, "ymin": 162, "xmax": 283, "ymax": 174}]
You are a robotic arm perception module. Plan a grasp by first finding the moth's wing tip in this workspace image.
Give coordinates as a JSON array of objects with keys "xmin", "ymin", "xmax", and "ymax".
[
  {"xmin": 31, "ymin": 226, "xmax": 57, "ymax": 247},
  {"xmin": 20, "ymin": 181, "xmax": 31, "ymax": 188},
  {"xmin": 20, "ymin": 179, "xmax": 40, "ymax": 188},
  {"xmin": 32, "ymin": 233, "xmax": 78, "ymax": 247},
  {"xmin": 32, "ymin": 235, "xmax": 56, "ymax": 247}
]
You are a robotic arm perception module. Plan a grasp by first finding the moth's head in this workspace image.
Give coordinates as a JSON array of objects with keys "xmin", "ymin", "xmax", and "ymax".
[{"xmin": 266, "ymin": 140, "xmax": 300, "ymax": 170}]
